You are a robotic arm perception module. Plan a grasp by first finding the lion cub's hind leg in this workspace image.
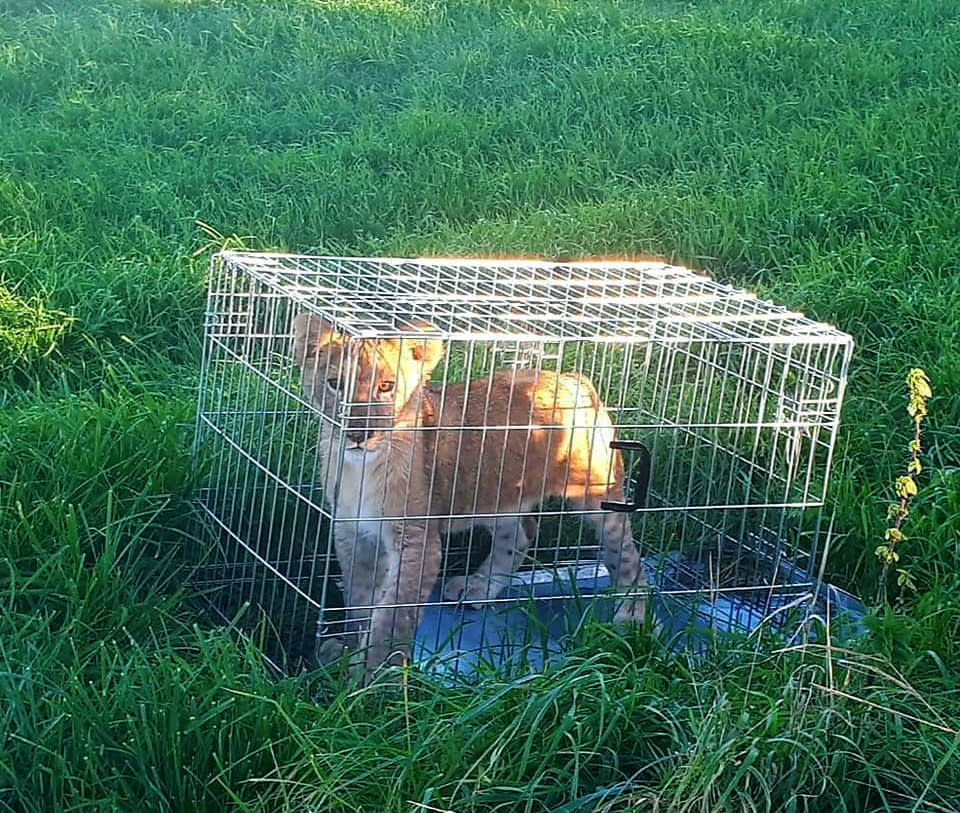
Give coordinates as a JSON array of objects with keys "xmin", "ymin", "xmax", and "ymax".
[{"xmin": 581, "ymin": 494, "xmax": 647, "ymax": 625}]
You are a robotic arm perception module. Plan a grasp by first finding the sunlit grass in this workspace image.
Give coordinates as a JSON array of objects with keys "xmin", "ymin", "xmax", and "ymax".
[{"xmin": 0, "ymin": 283, "xmax": 72, "ymax": 373}]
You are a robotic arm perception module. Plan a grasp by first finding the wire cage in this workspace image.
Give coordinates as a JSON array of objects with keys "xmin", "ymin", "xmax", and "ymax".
[{"xmin": 193, "ymin": 251, "xmax": 857, "ymax": 679}]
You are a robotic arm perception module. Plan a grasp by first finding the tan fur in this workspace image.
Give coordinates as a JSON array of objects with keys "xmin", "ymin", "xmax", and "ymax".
[{"xmin": 292, "ymin": 313, "xmax": 646, "ymax": 682}]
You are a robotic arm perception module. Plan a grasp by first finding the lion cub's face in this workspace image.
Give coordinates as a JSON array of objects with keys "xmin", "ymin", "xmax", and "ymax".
[{"xmin": 292, "ymin": 314, "xmax": 444, "ymax": 448}]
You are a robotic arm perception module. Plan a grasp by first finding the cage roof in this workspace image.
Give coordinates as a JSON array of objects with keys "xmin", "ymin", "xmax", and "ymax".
[{"xmin": 216, "ymin": 251, "xmax": 854, "ymax": 346}]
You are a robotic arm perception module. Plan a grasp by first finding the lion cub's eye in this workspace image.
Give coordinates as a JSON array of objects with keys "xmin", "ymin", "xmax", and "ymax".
[
  {"xmin": 378, "ymin": 381, "xmax": 396, "ymax": 394},
  {"xmin": 326, "ymin": 377, "xmax": 342, "ymax": 392}
]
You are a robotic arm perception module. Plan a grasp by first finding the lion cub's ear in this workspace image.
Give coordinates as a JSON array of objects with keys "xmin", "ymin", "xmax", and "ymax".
[
  {"xmin": 291, "ymin": 312, "xmax": 336, "ymax": 367},
  {"xmin": 399, "ymin": 320, "xmax": 445, "ymax": 376}
]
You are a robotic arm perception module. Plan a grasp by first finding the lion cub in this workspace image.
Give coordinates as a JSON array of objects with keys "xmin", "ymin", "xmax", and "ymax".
[{"xmin": 292, "ymin": 313, "xmax": 647, "ymax": 681}]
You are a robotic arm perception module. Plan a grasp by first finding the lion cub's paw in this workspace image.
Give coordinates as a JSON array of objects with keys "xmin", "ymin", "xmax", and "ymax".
[
  {"xmin": 613, "ymin": 593, "xmax": 663, "ymax": 636},
  {"xmin": 612, "ymin": 594, "xmax": 647, "ymax": 626},
  {"xmin": 317, "ymin": 636, "xmax": 350, "ymax": 664},
  {"xmin": 443, "ymin": 575, "xmax": 506, "ymax": 604},
  {"xmin": 443, "ymin": 575, "xmax": 470, "ymax": 602}
]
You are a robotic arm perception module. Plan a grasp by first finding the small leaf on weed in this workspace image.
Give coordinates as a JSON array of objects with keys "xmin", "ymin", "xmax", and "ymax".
[{"xmin": 895, "ymin": 476, "xmax": 918, "ymax": 499}]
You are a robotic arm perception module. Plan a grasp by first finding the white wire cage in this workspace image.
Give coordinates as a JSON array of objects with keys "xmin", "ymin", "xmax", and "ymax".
[{"xmin": 193, "ymin": 251, "xmax": 856, "ymax": 678}]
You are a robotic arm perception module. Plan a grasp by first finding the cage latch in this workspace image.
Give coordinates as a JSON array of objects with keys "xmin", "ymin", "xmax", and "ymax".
[{"xmin": 600, "ymin": 440, "xmax": 651, "ymax": 513}]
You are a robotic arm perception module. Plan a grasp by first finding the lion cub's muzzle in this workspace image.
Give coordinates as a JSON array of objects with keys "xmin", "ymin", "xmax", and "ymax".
[
  {"xmin": 346, "ymin": 429, "xmax": 371, "ymax": 447},
  {"xmin": 344, "ymin": 404, "xmax": 394, "ymax": 447}
]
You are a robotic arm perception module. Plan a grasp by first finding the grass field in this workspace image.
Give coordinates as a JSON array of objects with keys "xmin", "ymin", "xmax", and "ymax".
[{"xmin": 2, "ymin": 0, "xmax": 959, "ymax": 809}]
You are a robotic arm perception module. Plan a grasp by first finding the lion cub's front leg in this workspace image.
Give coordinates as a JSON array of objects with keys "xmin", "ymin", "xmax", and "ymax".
[
  {"xmin": 317, "ymin": 524, "xmax": 383, "ymax": 669},
  {"xmin": 361, "ymin": 517, "xmax": 442, "ymax": 683}
]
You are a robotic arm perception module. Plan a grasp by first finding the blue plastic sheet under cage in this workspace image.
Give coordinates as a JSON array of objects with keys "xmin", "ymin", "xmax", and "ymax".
[{"xmin": 408, "ymin": 555, "xmax": 866, "ymax": 681}]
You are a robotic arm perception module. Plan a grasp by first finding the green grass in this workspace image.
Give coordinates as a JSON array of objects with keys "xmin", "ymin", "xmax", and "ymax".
[{"xmin": 2, "ymin": 0, "xmax": 959, "ymax": 809}]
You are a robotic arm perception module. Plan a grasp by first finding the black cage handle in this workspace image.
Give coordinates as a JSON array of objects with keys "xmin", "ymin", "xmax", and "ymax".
[{"xmin": 600, "ymin": 440, "xmax": 651, "ymax": 513}]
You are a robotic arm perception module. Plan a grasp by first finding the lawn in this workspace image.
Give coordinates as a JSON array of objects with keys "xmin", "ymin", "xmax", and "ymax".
[{"xmin": 1, "ymin": 0, "xmax": 959, "ymax": 810}]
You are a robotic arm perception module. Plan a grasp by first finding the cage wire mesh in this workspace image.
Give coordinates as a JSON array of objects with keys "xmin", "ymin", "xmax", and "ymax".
[{"xmin": 193, "ymin": 251, "xmax": 860, "ymax": 679}]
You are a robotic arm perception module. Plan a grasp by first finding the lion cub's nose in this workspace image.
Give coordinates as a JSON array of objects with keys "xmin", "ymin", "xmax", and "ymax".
[{"xmin": 346, "ymin": 430, "xmax": 369, "ymax": 446}]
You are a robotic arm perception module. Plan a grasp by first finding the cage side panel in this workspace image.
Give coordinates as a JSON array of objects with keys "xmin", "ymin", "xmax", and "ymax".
[{"xmin": 194, "ymin": 259, "xmax": 339, "ymax": 666}]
